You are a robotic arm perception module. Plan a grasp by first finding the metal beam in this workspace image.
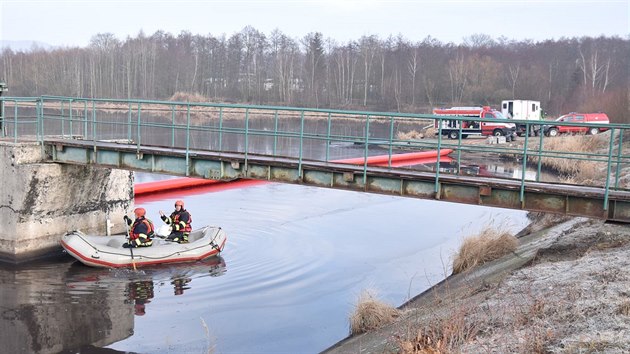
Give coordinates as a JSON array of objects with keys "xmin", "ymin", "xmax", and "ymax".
[{"xmin": 45, "ymin": 139, "xmax": 630, "ymax": 223}]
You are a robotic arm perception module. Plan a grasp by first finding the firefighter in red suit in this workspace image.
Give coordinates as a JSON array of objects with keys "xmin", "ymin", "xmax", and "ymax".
[
  {"xmin": 159, "ymin": 200, "xmax": 192, "ymax": 243},
  {"xmin": 123, "ymin": 207, "xmax": 154, "ymax": 248}
]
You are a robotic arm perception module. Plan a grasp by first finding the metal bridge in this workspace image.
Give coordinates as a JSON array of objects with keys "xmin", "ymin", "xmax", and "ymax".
[{"xmin": 2, "ymin": 96, "xmax": 630, "ymax": 222}]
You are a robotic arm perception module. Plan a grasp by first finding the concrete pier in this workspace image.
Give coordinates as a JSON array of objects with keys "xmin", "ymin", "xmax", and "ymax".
[{"xmin": 0, "ymin": 141, "xmax": 133, "ymax": 263}]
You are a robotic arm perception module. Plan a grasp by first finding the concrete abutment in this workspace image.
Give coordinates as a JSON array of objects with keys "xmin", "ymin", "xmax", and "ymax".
[{"xmin": 0, "ymin": 141, "xmax": 133, "ymax": 263}]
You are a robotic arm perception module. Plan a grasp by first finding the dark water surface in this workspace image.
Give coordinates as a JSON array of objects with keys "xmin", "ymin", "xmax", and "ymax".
[{"xmin": 1, "ymin": 178, "xmax": 529, "ymax": 354}]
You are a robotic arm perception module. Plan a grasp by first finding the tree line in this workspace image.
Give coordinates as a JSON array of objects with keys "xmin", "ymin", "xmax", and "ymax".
[{"xmin": 1, "ymin": 28, "xmax": 628, "ymax": 122}]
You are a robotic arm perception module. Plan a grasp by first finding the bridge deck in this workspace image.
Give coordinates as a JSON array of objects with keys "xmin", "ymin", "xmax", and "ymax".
[{"xmin": 43, "ymin": 138, "xmax": 630, "ymax": 223}]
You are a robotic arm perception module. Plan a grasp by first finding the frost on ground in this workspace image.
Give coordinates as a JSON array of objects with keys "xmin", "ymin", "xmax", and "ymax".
[{"xmin": 459, "ymin": 219, "xmax": 630, "ymax": 353}]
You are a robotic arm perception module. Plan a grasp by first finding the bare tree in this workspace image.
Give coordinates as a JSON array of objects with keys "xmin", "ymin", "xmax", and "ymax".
[
  {"xmin": 270, "ymin": 29, "xmax": 299, "ymax": 104},
  {"xmin": 448, "ymin": 50, "xmax": 468, "ymax": 104},
  {"xmin": 407, "ymin": 44, "xmax": 420, "ymax": 106},
  {"xmin": 0, "ymin": 30, "xmax": 627, "ymax": 120},
  {"xmin": 577, "ymin": 41, "xmax": 611, "ymax": 95},
  {"xmin": 358, "ymin": 35, "xmax": 380, "ymax": 107},
  {"xmin": 507, "ymin": 63, "xmax": 520, "ymax": 99}
]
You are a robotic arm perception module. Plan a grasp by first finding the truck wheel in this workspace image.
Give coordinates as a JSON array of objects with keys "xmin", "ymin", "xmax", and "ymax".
[
  {"xmin": 548, "ymin": 128, "xmax": 559, "ymax": 137},
  {"xmin": 493, "ymin": 129, "xmax": 504, "ymax": 137},
  {"xmin": 448, "ymin": 131, "xmax": 459, "ymax": 139},
  {"xmin": 589, "ymin": 127, "xmax": 599, "ymax": 135}
]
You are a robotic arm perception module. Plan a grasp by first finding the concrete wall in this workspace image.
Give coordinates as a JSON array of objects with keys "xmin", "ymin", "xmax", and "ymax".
[{"xmin": 0, "ymin": 141, "xmax": 133, "ymax": 263}]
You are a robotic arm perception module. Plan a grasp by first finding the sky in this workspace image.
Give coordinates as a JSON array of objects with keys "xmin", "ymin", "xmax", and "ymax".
[{"xmin": 1, "ymin": 0, "xmax": 628, "ymax": 48}]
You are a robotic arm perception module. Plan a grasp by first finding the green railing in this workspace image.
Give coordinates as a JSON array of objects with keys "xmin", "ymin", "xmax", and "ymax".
[{"xmin": 1, "ymin": 96, "xmax": 629, "ymax": 209}]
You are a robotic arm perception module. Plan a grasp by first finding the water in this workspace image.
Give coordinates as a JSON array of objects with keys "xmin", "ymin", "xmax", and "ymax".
[{"xmin": 0, "ymin": 179, "xmax": 530, "ymax": 354}]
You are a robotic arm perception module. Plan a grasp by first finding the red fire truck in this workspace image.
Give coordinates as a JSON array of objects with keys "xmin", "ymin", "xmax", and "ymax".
[{"xmin": 433, "ymin": 106, "xmax": 517, "ymax": 141}]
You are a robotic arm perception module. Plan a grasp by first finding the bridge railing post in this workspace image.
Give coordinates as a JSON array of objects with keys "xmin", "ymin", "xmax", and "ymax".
[
  {"xmin": 126, "ymin": 102, "xmax": 132, "ymax": 143},
  {"xmin": 218, "ymin": 106, "xmax": 224, "ymax": 152},
  {"xmin": 520, "ymin": 121, "xmax": 530, "ymax": 204},
  {"xmin": 60, "ymin": 100, "xmax": 65, "ymax": 137},
  {"xmin": 536, "ymin": 121, "xmax": 544, "ymax": 182},
  {"xmin": 298, "ymin": 110, "xmax": 305, "ymax": 177},
  {"xmin": 273, "ymin": 110, "xmax": 279, "ymax": 156},
  {"xmin": 435, "ymin": 117, "xmax": 443, "ymax": 196},
  {"xmin": 13, "ymin": 100, "xmax": 18, "ymax": 143},
  {"xmin": 82, "ymin": 100, "xmax": 88, "ymax": 139},
  {"xmin": 36, "ymin": 98, "xmax": 43, "ymax": 145},
  {"xmin": 614, "ymin": 128, "xmax": 624, "ymax": 189},
  {"xmin": 0, "ymin": 99, "xmax": 4, "ymax": 138},
  {"xmin": 362, "ymin": 114, "xmax": 370, "ymax": 185},
  {"xmin": 325, "ymin": 112, "xmax": 332, "ymax": 163},
  {"xmin": 245, "ymin": 108, "xmax": 250, "ymax": 172},
  {"xmin": 603, "ymin": 128, "xmax": 616, "ymax": 212},
  {"xmin": 91, "ymin": 100, "xmax": 96, "ymax": 146},
  {"xmin": 69, "ymin": 100, "xmax": 74, "ymax": 139},
  {"xmin": 170, "ymin": 104, "xmax": 175, "ymax": 148},
  {"xmin": 186, "ymin": 103, "xmax": 191, "ymax": 176},
  {"xmin": 135, "ymin": 102, "xmax": 142, "ymax": 153},
  {"xmin": 387, "ymin": 115, "xmax": 394, "ymax": 167}
]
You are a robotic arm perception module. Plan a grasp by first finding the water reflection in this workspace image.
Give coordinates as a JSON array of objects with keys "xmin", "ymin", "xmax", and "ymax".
[
  {"xmin": 0, "ymin": 258, "xmax": 131, "ymax": 354},
  {"xmin": 127, "ymin": 280, "xmax": 154, "ymax": 316},
  {"xmin": 441, "ymin": 161, "xmax": 538, "ymax": 180},
  {"xmin": 0, "ymin": 256, "xmax": 226, "ymax": 354}
]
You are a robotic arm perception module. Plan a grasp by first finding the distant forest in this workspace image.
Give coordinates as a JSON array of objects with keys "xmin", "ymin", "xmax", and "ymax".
[{"xmin": 1, "ymin": 28, "xmax": 628, "ymax": 122}]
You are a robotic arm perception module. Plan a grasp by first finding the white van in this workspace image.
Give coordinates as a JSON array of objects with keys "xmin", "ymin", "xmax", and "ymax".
[{"xmin": 501, "ymin": 100, "xmax": 542, "ymax": 136}]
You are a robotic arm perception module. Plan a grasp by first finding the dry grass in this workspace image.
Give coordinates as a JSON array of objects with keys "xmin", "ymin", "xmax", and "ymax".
[
  {"xmin": 529, "ymin": 133, "xmax": 609, "ymax": 184},
  {"xmin": 397, "ymin": 130, "xmax": 425, "ymax": 140},
  {"xmin": 617, "ymin": 301, "xmax": 630, "ymax": 316},
  {"xmin": 349, "ymin": 291, "xmax": 400, "ymax": 335},
  {"xmin": 452, "ymin": 227, "xmax": 518, "ymax": 274},
  {"xmin": 424, "ymin": 126, "xmax": 438, "ymax": 137},
  {"xmin": 398, "ymin": 306, "xmax": 479, "ymax": 354},
  {"xmin": 169, "ymin": 91, "xmax": 209, "ymax": 103}
]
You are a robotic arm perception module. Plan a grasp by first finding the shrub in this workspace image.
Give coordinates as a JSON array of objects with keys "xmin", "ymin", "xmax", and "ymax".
[
  {"xmin": 452, "ymin": 227, "xmax": 518, "ymax": 274},
  {"xmin": 398, "ymin": 306, "xmax": 479, "ymax": 353},
  {"xmin": 397, "ymin": 130, "xmax": 425, "ymax": 140},
  {"xmin": 169, "ymin": 91, "xmax": 208, "ymax": 103},
  {"xmin": 349, "ymin": 291, "xmax": 400, "ymax": 335}
]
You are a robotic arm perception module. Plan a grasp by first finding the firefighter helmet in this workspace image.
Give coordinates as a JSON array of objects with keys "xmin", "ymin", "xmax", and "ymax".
[
  {"xmin": 134, "ymin": 208, "xmax": 146, "ymax": 217},
  {"xmin": 175, "ymin": 200, "xmax": 184, "ymax": 208}
]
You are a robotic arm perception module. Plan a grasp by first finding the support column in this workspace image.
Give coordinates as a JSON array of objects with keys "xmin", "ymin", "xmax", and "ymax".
[{"xmin": 0, "ymin": 141, "xmax": 133, "ymax": 263}]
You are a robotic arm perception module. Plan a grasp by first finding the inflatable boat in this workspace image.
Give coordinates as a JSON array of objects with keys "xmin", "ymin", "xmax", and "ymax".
[{"xmin": 60, "ymin": 225, "xmax": 227, "ymax": 268}]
